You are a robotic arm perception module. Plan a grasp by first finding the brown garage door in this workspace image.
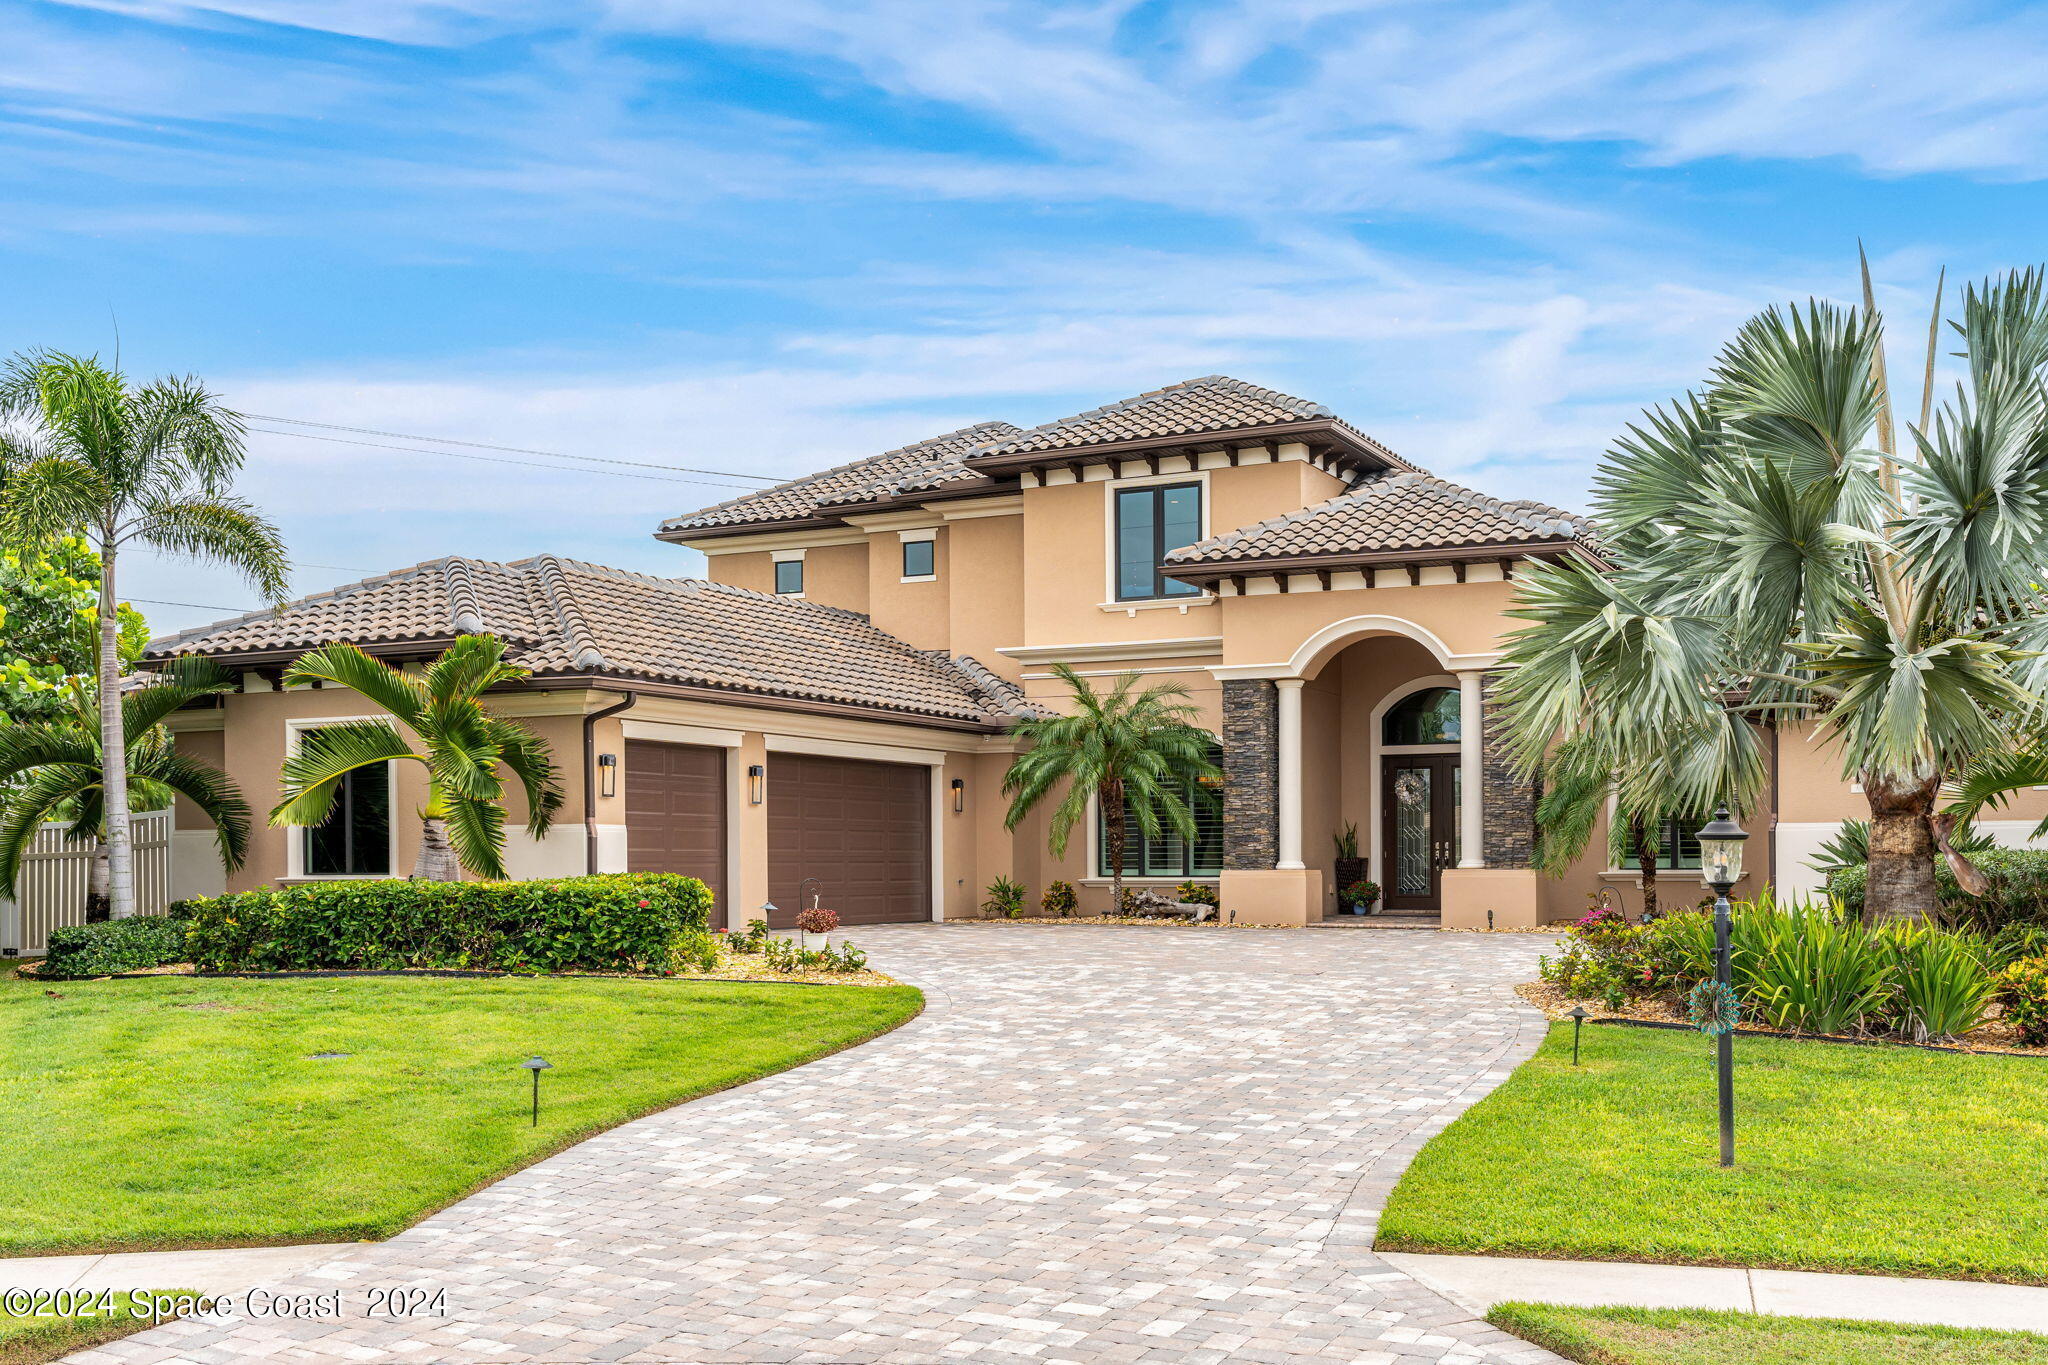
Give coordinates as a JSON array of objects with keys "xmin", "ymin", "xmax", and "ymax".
[
  {"xmin": 625, "ymin": 740, "xmax": 726, "ymax": 913},
  {"xmin": 768, "ymin": 753, "xmax": 930, "ymax": 927}
]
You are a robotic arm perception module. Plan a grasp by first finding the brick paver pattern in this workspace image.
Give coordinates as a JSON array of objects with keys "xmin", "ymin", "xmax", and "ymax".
[{"xmin": 75, "ymin": 925, "xmax": 1566, "ymax": 1364}]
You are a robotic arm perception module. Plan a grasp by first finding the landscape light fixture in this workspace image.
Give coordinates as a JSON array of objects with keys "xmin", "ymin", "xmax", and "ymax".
[
  {"xmin": 950, "ymin": 777, "xmax": 965, "ymax": 813},
  {"xmin": 748, "ymin": 764, "xmax": 765, "ymax": 805},
  {"xmin": 1567, "ymin": 1005, "xmax": 1588, "ymax": 1066},
  {"xmin": 521, "ymin": 1056, "xmax": 552, "ymax": 1127},
  {"xmin": 597, "ymin": 752, "xmax": 618, "ymax": 799},
  {"xmin": 1695, "ymin": 807, "xmax": 1749, "ymax": 1168}
]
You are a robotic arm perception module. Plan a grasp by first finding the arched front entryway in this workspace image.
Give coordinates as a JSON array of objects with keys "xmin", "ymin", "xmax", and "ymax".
[{"xmin": 1375, "ymin": 678, "xmax": 1462, "ymax": 912}]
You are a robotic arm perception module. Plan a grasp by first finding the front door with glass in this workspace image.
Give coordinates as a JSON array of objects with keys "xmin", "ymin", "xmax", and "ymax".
[{"xmin": 1381, "ymin": 753, "xmax": 1459, "ymax": 911}]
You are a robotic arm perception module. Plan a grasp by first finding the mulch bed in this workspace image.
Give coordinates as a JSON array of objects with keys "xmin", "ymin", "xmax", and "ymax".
[{"xmin": 1516, "ymin": 978, "xmax": 2048, "ymax": 1058}]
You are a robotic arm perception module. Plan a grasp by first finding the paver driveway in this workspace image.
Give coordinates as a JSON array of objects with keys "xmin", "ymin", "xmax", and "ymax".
[{"xmin": 78, "ymin": 925, "xmax": 1566, "ymax": 1365}]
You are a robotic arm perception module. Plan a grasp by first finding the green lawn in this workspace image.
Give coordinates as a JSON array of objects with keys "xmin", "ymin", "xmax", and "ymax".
[
  {"xmin": 1489, "ymin": 1303, "xmax": 2048, "ymax": 1365},
  {"xmin": 1380, "ymin": 1022, "xmax": 2048, "ymax": 1283},
  {"xmin": 0, "ymin": 971, "xmax": 920, "ymax": 1256},
  {"xmin": 0, "ymin": 1292, "xmax": 187, "ymax": 1365}
]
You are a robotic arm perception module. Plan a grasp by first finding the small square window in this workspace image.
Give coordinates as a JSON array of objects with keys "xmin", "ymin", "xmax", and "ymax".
[
  {"xmin": 773, "ymin": 559, "xmax": 804, "ymax": 595},
  {"xmin": 902, "ymin": 539, "xmax": 935, "ymax": 578}
]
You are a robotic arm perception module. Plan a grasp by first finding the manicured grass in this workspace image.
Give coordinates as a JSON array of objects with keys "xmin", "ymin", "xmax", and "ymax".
[
  {"xmin": 0, "ymin": 972, "xmax": 920, "ymax": 1255},
  {"xmin": 1379, "ymin": 1022, "xmax": 2048, "ymax": 1283},
  {"xmin": 0, "ymin": 1292, "xmax": 188, "ymax": 1365},
  {"xmin": 1488, "ymin": 1303, "xmax": 2048, "ymax": 1365}
]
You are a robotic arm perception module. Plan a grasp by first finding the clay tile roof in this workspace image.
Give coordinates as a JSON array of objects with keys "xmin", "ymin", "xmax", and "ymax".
[
  {"xmin": 1161, "ymin": 471, "xmax": 1594, "ymax": 568},
  {"xmin": 659, "ymin": 420, "xmax": 1020, "ymax": 535},
  {"xmin": 144, "ymin": 556, "xmax": 1039, "ymax": 727},
  {"xmin": 975, "ymin": 375, "xmax": 1414, "ymax": 469}
]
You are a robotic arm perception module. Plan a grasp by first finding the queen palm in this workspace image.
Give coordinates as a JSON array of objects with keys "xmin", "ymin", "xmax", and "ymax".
[
  {"xmin": 1498, "ymin": 260, "xmax": 2048, "ymax": 922},
  {"xmin": 271, "ymin": 636, "xmax": 564, "ymax": 881},
  {"xmin": 0, "ymin": 656, "xmax": 251, "ymax": 919},
  {"xmin": 1002, "ymin": 664, "xmax": 1221, "ymax": 914},
  {"xmin": 0, "ymin": 351, "xmax": 288, "ymax": 919}
]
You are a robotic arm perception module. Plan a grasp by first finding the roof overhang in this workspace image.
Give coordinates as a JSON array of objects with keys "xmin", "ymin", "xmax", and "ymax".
[
  {"xmin": 522, "ymin": 673, "xmax": 1007, "ymax": 733},
  {"xmin": 1162, "ymin": 537, "xmax": 1595, "ymax": 585},
  {"xmin": 654, "ymin": 474, "xmax": 1019, "ymax": 548},
  {"xmin": 962, "ymin": 418, "xmax": 1401, "ymax": 480}
]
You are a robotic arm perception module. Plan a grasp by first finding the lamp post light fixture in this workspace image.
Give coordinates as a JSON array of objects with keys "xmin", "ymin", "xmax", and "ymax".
[
  {"xmin": 1567, "ymin": 1004, "xmax": 1588, "ymax": 1066},
  {"xmin": 748, "ymin": 764, "xmax": 765, "ymax": 805},
  {"xmin": 521, "ymin": 1056, "xmax": 552, "ymax": 1127},
  {"xmin": 1695, "ymin": 806, "xmax": 1749, "ymax": 1168}
]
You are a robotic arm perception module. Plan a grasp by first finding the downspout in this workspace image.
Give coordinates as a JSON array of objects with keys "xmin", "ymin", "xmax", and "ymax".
[{"xmin": 583, "ymin": 690, "xmax": 638, "ymax": 874}]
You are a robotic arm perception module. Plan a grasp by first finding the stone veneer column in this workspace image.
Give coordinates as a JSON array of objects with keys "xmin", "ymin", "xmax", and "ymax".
[
  {"xmin": 1480, "ymin": 668, "xmax": 1537, "ymax": 867},
  {"xmin": 1221, "ymin": 679, "xmax": 1277, "ymax": 871}
]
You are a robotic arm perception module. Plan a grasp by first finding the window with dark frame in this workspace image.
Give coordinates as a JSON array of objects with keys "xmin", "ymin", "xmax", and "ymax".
[
  {"xmin": 303, "ymin": 758, "xmax": 391, "ymax": 876},
  {"xmin": 1114, "ymin": 482, "xmax": 1202, "ymax": 600},
  {"xmin": 902, "ymin": 538, "xmax": 935, "ymax": 578},
  {"xmin": 1652, "ymin": 813, "xmax": 1707, "ymax": 870},
  {"xmin": 1096, "ymin": 746, "xmax": 1224, "ymax": 878},
  {"xmin": 773, "ymin": 559, "xmax": 804, "ymax": 595}
]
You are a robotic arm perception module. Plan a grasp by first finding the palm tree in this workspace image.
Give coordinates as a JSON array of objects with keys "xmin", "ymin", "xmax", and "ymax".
[
  {"xmin": 0, "ymin": 351, "xmax": 287, "ymax": 919},
  {"xmin": 1498, "ymin": 259, "xmax": 2048, "ymax": 922},
  {"xmin": 1002, "ymin": 664, "xmax": 1220, "ymax": 914},
  {"xmin": 270, "ymin": 636, "xmax": 565, "ymax": 881},
  {"xmin": 0, "ymin": 657, "xmax": 251, "ymax": 919}
]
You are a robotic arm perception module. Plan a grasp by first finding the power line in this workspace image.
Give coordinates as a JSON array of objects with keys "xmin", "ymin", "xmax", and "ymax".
[
  {"xmin": 243, "ymin": 413, "xmax": 783, "ymax": 484},
  {"xmin": 129, "ymin": 596, "xmax": 258, "ymax": 613},
  {"xmin": 246, "ymin": 425, "xmax": 772, "ymax": 491}
]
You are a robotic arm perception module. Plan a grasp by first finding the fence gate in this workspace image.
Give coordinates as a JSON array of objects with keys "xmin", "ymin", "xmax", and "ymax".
[{"xmin": 1, "ymin": 809, "xmax": 171, "ymax": 958}]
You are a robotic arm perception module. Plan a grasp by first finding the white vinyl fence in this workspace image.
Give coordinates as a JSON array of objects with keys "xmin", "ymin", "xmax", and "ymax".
[{"xmin": 1, "ymin": 808, "xmax": 171, "ymax": 958}]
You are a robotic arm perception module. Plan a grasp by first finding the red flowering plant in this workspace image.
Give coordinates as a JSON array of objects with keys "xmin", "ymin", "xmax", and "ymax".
[{"xmin": 796, "ymin": 905, "xmax": 840, "ymax": 935}]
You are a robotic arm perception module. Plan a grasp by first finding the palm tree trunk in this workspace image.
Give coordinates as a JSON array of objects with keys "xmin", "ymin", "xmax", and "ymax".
[
  {"xmin": 1864, "ymin": 772, "xmax": 1940, "ymax": 923},
  {"xmin": 1105, "ymin": 778, "xmax": 1126, "ymax": 916},
  {"xmin": 98, "ymin": 539, "xmax": 136, "ymax": 920},
  {"xmin": 413, "ymin": 817, "xmax": 462, "ymax": 881},
  {"xmin": 84, "ymin": 841, "xmax": 111, "ymax": 923},
  {"xmin": 1630, "ymin": 815, "xmax": 1658, "ymax": 919}
]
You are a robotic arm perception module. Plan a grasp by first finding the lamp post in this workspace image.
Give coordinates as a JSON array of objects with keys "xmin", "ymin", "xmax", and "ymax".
[
  {"xmin": 521, "ymin": 1056, "xmax": 552, "ymax": 1127},
  {"xmin": 1696, "ymin": 807, "xmax": 1748, "ymax": 1168}
]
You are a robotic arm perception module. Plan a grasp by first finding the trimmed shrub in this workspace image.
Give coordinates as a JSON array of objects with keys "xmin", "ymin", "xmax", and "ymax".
[
  {"xmin": 1828, "ymin": 848, "xmax": 2048, "ymax": 930},
  {"xmin": 39, "ymin": 916, "xmax": 188, "ymax": 978},
  {"xmin": 181, "ymin": 872, "xmax": 713, "ymax": 974},
  {"xmin": 1998, "ymin": 956, "xmax": 2048, "ymax": 1045}
]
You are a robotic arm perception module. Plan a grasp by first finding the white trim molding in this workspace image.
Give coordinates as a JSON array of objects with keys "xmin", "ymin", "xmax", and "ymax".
[
  {"xmin": 998, "ymin": 636, "xmax": 1222, "ymax": 665},
  {"xmin": 1274, "ymin": 678, "xmax": 1305, "ymax": 870},
  {"xmin": 690, "ymin": 528, "xmax": 867, "ymax": 557},
  {"xmin": 619, "ymin": 719, "xmax": 744, "ymax": 748},
  {"xmin": 1210, "ymin": 613, "xmax": 1503, "ymax": 682}
]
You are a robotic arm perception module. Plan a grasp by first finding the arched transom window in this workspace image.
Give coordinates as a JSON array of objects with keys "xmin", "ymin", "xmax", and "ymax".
[{"xmin": 1383, "ymin": 686, "xmax": 1460, "ymax": 746}]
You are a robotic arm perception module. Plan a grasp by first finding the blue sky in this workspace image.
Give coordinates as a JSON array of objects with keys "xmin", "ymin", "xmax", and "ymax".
[{"xmin": 8, "ymin": 0, "xmax": 2048, "ymax": 633}]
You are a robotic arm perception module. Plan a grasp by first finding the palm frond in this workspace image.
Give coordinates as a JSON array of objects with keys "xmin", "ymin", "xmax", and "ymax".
[
  {"xmin": 440, "ymin": 796, "xmax": 509, "ymax": 880},
  {"xmin": 270, "ymin": 721, "xmax": 415, "ymax": 828},
  {"xmin": 484, "ymin": 716, "xmax": 565, "ymax": 838},
  {"xmin": 127, "ymin": 495, "xmax": 290, "ymax": 604},
  {"xmin": 0, "ymin": 765, "xmax": 96, "ymax": 887},
  {"xmin": 135, "ymin": 749, "xmax": 253, "ymax": 873},
  {"xmin": 282, "ymin": 644, "xmax": 427, "ymax": 725}
]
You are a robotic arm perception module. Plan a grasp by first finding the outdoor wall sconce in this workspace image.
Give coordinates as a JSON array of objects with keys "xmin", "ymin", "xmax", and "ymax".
[
  {"xmin": 597, "ymin": 752, "xmax": 617, "ymax": 799},
  {"xmin": 748, "ymin": 764, "xmax": 765, "ymax": 805},
  {"xmin": 951, "ymin": 777, "xmax": 965, "ymax": 813}
]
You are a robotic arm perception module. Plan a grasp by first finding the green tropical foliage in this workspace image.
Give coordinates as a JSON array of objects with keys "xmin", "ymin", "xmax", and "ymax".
[
  {"xmin": 0, "ymin": 538, "xmax": 146, "ymax": 724},
  {"xmin": 0, "ymin": 656, "xmax": 250, "ymax": 918},
  {"xmin": 0, "ymin": 350, "xmax": 288, "ymax": 919},
  {"xmin": 1001, "ymin": 663, "xmax": 1221, "ymax": 913},
  {"xmin": 1498, "ymin": 261, "xmax": 2048, "ymax": 922},
  {"xmin": 270, "ymin": 636, "xmax": 564, "ymax": 881}
]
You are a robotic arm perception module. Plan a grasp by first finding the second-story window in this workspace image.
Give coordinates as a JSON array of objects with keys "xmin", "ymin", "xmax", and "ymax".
[
  {"xmin": 902, "ymin": 538, "xmax": 935, "ymax": 578},
  {"xmin": 773, "ymin": 558, "xmax": 804, "ymax": 595},
  {"xmin": 1115, "ymin": 482, "xmax": 1202, "ymax": 600}
]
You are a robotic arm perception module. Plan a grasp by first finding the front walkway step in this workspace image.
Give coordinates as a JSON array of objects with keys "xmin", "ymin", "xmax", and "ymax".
[
  {"xmin": 2, "ymin": 1244, "xmax": 355, "ymax": 1296},
  {"xmin": 1380, "ymin": 1251, "xmax": 2048, "ymax": 1334}
]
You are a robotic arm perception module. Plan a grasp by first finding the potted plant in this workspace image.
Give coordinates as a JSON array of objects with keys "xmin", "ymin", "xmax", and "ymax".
[
  {"xmin": 1341, "ymin": 879, "xmax": 1381, "ymax": 916},
  {"xmin": 1334, "ymin": 824, "xmax": 1365, "ymax": 907},
  {"xmin": 796, "ymin": 905, "xmax": 839, "ymax": 950}
]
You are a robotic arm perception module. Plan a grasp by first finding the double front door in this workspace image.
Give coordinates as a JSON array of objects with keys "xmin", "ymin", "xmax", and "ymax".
[{"xmin": 1381, "ymin": 754, "xmax": 1460, "ymax": 911}]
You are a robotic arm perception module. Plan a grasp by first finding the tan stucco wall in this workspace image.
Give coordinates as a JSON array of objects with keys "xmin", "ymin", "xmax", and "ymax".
[
  {"xmin": 704, "ymin": 542, "xmax": 870, "ymax": 614},
  {"xmin": 866, "ymin": 527, "xmax": 951, "ymax": 651},
  {"xmin": 947, "ymin": 512, "xmax": 1027, "ymax": 680}
]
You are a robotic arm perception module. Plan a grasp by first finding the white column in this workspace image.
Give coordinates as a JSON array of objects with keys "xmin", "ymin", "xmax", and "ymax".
[
  {"xmin": 1275, "ymin": 678, "xmax": 1305, "ymax": 870},
  {"xmin": 1457, "ymin": 669, "xmax": 1486, "ymax": 868}
]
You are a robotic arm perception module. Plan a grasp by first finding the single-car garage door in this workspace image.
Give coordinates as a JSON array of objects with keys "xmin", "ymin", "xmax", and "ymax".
[
  {"xmin": 768, "ymin": 753, "xmax": 930, "ymax": 927},
  {"xmin": 625, "ymin": 740, "xmax": 726, "ymax": 912}
]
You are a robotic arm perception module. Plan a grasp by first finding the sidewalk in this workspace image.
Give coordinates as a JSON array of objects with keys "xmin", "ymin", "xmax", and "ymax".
[
  {"xmin": 0, "ymin": 1244, "xmax": 353, "ymax": 1297},
  {"xmin": 1380, "ymin": 1251, "xmax": 2048, "ymax": 1334}
]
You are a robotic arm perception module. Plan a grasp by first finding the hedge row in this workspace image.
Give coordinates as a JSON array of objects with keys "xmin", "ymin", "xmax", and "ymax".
[
  {"xmin": 1827, "ymin": 848, "xmax": 2048, "ymax": 930},
  {"xmin": 40, "ymin": 915, "xmax": 189, "ymax": 978},
  {"xmin": 180, "ymin": 873, "xmax": 714, "ymax": 974}
]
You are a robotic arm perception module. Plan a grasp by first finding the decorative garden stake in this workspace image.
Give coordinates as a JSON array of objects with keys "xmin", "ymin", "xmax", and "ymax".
[
  {"xmin": 521, "ymin": 1056, "xmax": 552, "ymax": 1126},
  {"xmin": 1695, "ymin": 808, "xmax": 1749, "ymax": 1168},
  {"xmin": 1568, "ymin": 1005, "xmax": 1588, "ymax": 1065}
]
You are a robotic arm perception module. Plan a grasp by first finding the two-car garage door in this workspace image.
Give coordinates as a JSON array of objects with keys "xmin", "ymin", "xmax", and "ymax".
[{"xmin": 624, "ymin": 741, "xmax": 930, "ymax": 929}]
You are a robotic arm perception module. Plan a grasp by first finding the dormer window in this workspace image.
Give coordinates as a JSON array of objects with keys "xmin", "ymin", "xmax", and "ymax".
[{"xmin": 1115, "ymin": 482, "xmax": 1202, "ymax": 600}]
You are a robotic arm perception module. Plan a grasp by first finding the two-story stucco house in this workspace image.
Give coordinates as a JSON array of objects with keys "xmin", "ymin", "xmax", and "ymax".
[{"xmin": 147, "ymin": 375, "xmax": 2048, "ymax": 929}]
